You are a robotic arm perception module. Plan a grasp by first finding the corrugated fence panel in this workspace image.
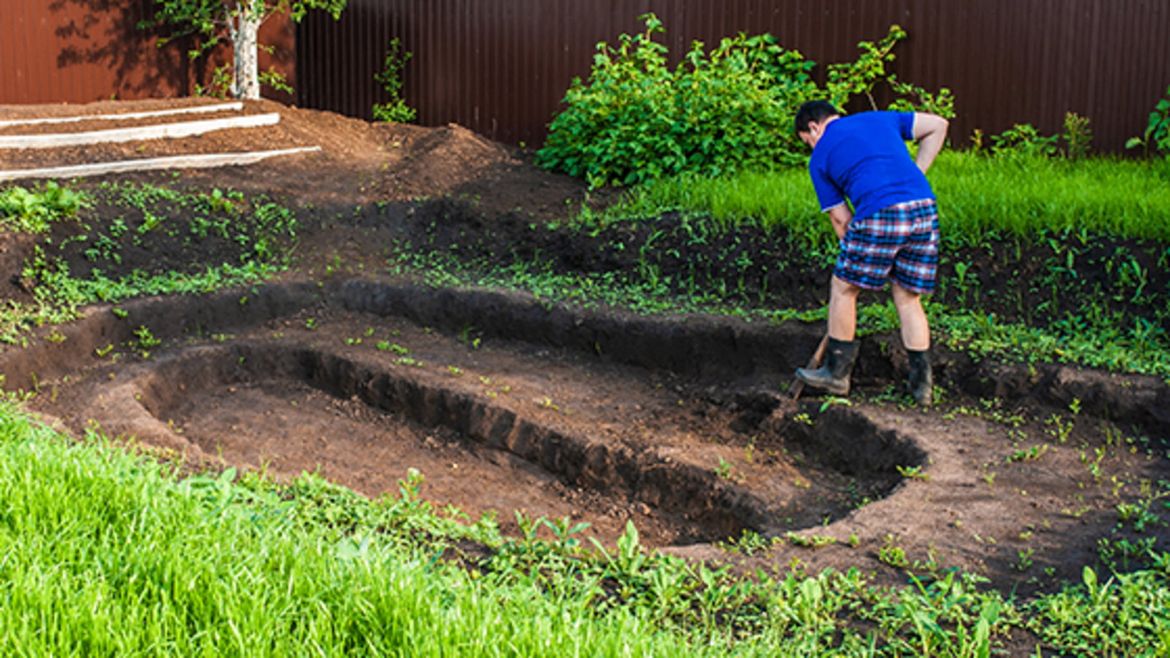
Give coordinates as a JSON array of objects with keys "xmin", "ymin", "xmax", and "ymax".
[
  {"xmin": 0, "ymin": 1, "xmax": 296, "ymax": 105},
  {"xmin": 298, "ymin": 0, "xmax": 1170, "ymax": 152}
]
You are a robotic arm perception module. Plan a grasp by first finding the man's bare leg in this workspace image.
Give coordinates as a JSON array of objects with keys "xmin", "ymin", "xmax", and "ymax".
[
  {"xmin": 891, "ymin": 282, "xmax": 929, "ymax": 350},
  {"xmin": 891, "ymin": 281, "xmax": 932, "ymax": 405},
  {"xmin": 828, "ymin": 275, "xmax": 861, "ymax": 340}
]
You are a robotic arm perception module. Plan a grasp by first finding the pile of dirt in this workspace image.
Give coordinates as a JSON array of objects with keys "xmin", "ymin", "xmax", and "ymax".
[{"xmin": 2, "ymin": 98, "xmax": 592, "ymax": 215}]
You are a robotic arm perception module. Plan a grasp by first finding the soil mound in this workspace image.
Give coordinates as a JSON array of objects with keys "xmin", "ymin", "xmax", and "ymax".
[{"xmin": 378, "ymin": 123, "xmax": 517, "ymax": 197}]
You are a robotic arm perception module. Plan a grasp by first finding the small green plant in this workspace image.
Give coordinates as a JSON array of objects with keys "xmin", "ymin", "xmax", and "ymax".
[
  {"xmin": 1014, "ymin": 548, "xmax": 1036, "ymax": 572},
  {"xmin": 991, "ymin": 123, "xmax": 1060, "ymax": 158},
  {"xmin": 132, "ymin": 325, "xmax": 161, "ymax": 358},
  {"xmin": 372, "ymin": 38, "xmax": 417, "ymax": 123},
  {"xmin": 719, "ymin": 529, "xmax": 775, "ymax": 556},
  {"xmin": 1062, "ymin": 112, "xmax": 1093, "ymax": 160},
  {"xmin": 1045, "ymin": 413, "xmax": 1074, "ymax": 444},
  {"xmin": 1006, "ymin": 444, "xmax": 1050, "ymax": 464},
  {"xmin": 878, "ymin": 535, "xmax": 909, "ymax": 568},
  {"xmin": 377, "ymin": 342, "xmax": 410, "ymax": 356},
  {"xmin": 896, "ymin": 464, "xmax": 929, "ymax": 481},
  {"xmin": 784, "ymin": 531, "xmax": 837, "ymax": 549},
  {"xmin": 0, "ymin": 182, "xmax": 89, "ymax": 234},
  {"xmin": 714, "ymin": 457, "xmax": 735, "ymax": 481},
  {"xmin": 1116, "ymin": 501, "xmax": 1162, "ymax": 533},
  {"xmin": 1127, "ymin": 84, "xmax": 1170, "ymax": 156}
]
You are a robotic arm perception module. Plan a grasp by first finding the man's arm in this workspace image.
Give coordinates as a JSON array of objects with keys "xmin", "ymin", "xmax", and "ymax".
[
  {"xmin": 827, "ymin": 204, "xmax": 853, "ymax": 240},
  {"xmin": 912, "ymin": 113, "xmax": 949, "ymax": 174}
]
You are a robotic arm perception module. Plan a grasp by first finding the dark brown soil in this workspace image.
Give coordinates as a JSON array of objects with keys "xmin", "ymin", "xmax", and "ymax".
[{"xmin": 1, "ymin": 99, "xmax": 1168, "ymax": 607}]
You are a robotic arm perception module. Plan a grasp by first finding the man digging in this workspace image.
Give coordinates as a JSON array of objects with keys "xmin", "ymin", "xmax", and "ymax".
[{"xmin": 793, "ymin": 101, "xmax": 949, "ymax": 406}]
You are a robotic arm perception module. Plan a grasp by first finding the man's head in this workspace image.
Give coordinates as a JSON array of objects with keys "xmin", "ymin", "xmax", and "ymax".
[{"xmin": 794, "ymin": 101, "xmax": 841, "ymax": 149}]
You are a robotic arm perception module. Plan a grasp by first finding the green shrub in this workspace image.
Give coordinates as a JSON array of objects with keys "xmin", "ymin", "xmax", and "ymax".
[
  {"xmin": 372, "ymin": 38, "xmax": 417, "ymax": 123},
  {"xmin": 989, "ymin": 123, "xmax": 1060, "ymax": 158},
  {"xmin": 537, "ymin": 15, "xmax": 951, "ymax": 188},
  {"xmin": 1127, "ymin": 84, "xmax": 1170, "ymax": 157},
  {"xmin": 1063, "ymin": 112, "xmax": 1093, "ymax": 160}
]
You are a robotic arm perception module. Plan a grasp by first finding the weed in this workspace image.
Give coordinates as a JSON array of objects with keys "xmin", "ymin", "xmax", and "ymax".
[
  {"xmin": 0, "ymin": 182, "xmax": 88, "ymax": 233},
  {"xmin": 897, "ymin": 464, "xmax": 930, "ymax": 481},
  {"xmin": 878, "ymin": 535, "xmax": 909, "ymax": 568},
  {"xmin": 1014, "ymin": 548, "xmax": 1036, "ymax": 572},
  {"xmin": 132, "ymin": 325, "xmax": 161, "ymax": 358},
  {"xmin": 1006, "ymin": 444, "xmax": 1050, "ymax": 464},
  {"xmin": 377, "ymin": 342, "xmax": 410, "ymax": 355},
  {"xmin": 714, "ymin": 457, "xmax": 735, "ymax": 481},
  {"xmin": 784, "ymin": 532, "xmax": 837, "ymax": 549},
  {"xmin": 718, "ymin": 529, "xmax": 776, "ymax": 556}
]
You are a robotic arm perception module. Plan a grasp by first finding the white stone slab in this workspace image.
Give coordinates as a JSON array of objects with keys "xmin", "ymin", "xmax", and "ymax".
[
  {"xmin": 0, "ymin": 113, "xmax": 281, "ymax": 150},
  {"xmin": 0, "ymin": 146, "xmax": 321, "ymax": 182},
  {"xmin": 0, "ymin": 102, "xmax": 245, "ymax": 129}
]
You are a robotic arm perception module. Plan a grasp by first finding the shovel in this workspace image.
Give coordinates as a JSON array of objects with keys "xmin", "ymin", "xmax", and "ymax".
[{"xmin": 784, "ymin": 333, "xmax": 830, "ymax": 407}]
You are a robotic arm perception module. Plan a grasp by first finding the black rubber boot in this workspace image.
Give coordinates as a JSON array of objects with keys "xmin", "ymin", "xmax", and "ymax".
[
  {"xmin": 907, "ymin": 348, "xmax": 933, "ymax": 407},
  {"xmin": 795, "ymin": 338, "xmax": 859, "ymax": 395}
]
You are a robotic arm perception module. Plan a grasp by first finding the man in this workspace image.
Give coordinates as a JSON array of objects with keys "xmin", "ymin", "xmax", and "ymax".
[{"xmin": 793, "ymin": 101, "xmax": 949, "ymax": 405}]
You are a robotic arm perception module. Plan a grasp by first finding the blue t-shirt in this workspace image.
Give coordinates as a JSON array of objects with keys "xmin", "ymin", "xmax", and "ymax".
[{"xmin": 808, "ymin": 111, "xmax": 935, "ymax": 220}]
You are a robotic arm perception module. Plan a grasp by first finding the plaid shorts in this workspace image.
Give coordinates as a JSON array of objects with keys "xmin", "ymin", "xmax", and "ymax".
[{"xmin": 834, "ymin": 199, "xmax": 940, "ymax": 294}]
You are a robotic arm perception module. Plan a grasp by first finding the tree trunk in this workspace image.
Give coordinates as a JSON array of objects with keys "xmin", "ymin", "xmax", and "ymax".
[{"xmin": 232, "ymin": 12, "xmax": 261, "ymax": 100}]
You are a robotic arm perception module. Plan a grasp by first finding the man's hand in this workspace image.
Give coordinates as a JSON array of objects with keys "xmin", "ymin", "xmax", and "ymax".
[
  {"xmin": 827, "ymin": 204, "xmax": 853, "ymax": 240},
  {"xmin": 913, "ymin": 113, "xmax": 949, "ymax": 174}
]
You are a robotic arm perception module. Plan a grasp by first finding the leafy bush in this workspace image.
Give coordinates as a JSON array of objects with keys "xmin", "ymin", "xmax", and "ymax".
[
  {"xmin": 537, "ymin": 14, "xmax": 952, "ymax": 188},
  {"xmin": 372, "ymin": 38, "xmax": 417, "ymax": 123},
  {"xmin": 0, "ymin": 182, "xmax": 89, "ymax": 234},
  {"xmin": 989, "ymin": 123, "xmax": 1060, "ymax": 158},
  {"xmin": 1063, "ymin": 112, "xmax": 1093, "ymax": 160},
  {"xmin": 1127, "ymin": 84, "xmax": 1170, "ymax": 157},
  {"xmin": 985, "ymin": 116, "xmax": 1094, "ymax": 160}
]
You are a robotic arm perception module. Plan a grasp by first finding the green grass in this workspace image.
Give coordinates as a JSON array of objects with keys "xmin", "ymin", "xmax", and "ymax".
[
  {"xmin": 599, "ymin": 152, "xmax": 1170, "ymax": 244},
  {"xmin": 388, "ymin": 248, "xmax": 1170, "ymax": 380},
  {"xmin": 559, "ymin": 152, "xmax": 1170, "ymax": 379},
  {"xmin": 1, "ymin": 400, "xmax": 1168, "ymax": 656}
]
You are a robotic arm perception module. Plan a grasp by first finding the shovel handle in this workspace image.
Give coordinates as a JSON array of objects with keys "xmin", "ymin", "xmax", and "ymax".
[{"xmin": 790, "ymin": 334, "xmax": 831, "ymax": 401}]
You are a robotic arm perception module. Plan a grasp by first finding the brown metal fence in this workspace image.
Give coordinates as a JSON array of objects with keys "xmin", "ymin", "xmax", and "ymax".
[
  {"xmin": 297, "ymin": 0, "xmax": 1170, "ymax": 152},
  {"xmin": 0, "ymin": 0, "xmax": 294, "ymax": 105}
]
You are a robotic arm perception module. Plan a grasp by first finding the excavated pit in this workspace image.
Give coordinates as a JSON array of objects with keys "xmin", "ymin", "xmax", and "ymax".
[
  {"xmin": 10, "ymin": 280, "xmax": 947, "ymax": 547},
  {"xmin": 89, "ymin": 339, "xmax": 921, "ymax": 546},
  {"xmin": 14, "ymin": 276, "xmax": 1169, "ymax": 565}
]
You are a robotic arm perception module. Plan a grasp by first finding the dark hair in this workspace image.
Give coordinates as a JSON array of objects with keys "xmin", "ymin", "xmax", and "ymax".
[{"xmin": 794, "ymin": 101, "xmax": 841, "ymax": 135}]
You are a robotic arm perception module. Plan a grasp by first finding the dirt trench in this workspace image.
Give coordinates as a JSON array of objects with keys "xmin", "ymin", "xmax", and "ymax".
[
  {"xmin": 9, "ymin": 278, "xmax": 924, "ymax": 547},
  {"xmin": 5, "ymin": 276, "xmax": 1167, "ymax": 592}
]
